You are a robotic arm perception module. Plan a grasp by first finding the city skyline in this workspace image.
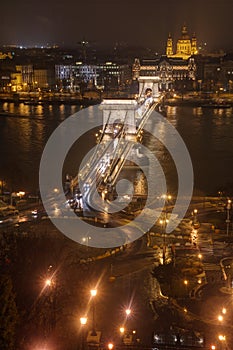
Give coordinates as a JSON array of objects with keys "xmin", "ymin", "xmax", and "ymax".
[{"xmin": 1, "ymin": 0, "xmax": 233, "ymax": 51}]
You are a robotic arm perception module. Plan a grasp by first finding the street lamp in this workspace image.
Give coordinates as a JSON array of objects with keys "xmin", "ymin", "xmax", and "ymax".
[
  {"xmin": 193, "ymin": 209, "xmax": 198, "ymax": 225},
  {"xmin": 82, "ymin": 236, "xmax": 91, "ymax": 250},
  {"xmin": 218, "ymin": 334, "xmax": 226, "ymax": 349},
  {"xmin": 160, "ymin": 218, "xmax": 169, "ymax": 264},
  {"xmin": 161, "ymin": 193, "xmax": 172, "ymax": 201},
  {"xmin": 119, "ymin": 327, "xmax": 125, "ymax": 344},
  {"xmin": 218, "ymin": 314, "xmax": 223, "ymax": 322},
  {"xmin": 124, "ymin": 308, "xmax": 132, "ymax": 331},
  {"xmin": 90, "ymin": 289, "xmax": 97, "ymax": 336},
  {"xmin": 184, "ymin": 279, "xmax": 188, "ymax": 295},
  {"xmin": 45, "ymin": 278, "xmax": 52, "ymax": 287},
  {"xmin": 80, "ymin": 317, "xmax": 87, "ymax": 350},
  {"xmin": 90, "ymin": 289, "xmax": 97, "ymax": 297},
  {"xmin": 43, "ymin": 271, "xmax": 56, "ymax": 337},
  {"xmin": 119, "ymin": 327, "xmax": 125, "ymax": 334},
  {"xmin": 125, "ymin": 308, "xmax": 131, "ymax": 316},
  {"xmin": 226, "ymin": 199, "xmax": 232, "ymax": 236},
  {"xmin": 161, "ymin": 194, "xmax": 172, "ymax": 222},
  {"xmin": 80, "ymin": 317, "xmax": 87, "ymax": 325},
  {"xmin": 108, "ymin": 343, "xmax": 114, "ymax": 350},
  {"xmin": 0, "ymin": 179, "xmax": 5, "ymax": 195},
  {"xmin": 218, "ymin": 335, "xmax": 226, "ymax": 341},
  {"xmin": 222, "ymin": 307, "xmax": 226, "ymax": 315}
]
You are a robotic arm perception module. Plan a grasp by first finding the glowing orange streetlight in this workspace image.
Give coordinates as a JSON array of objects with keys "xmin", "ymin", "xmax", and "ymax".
[
  {"xmin": 90, "ymin": 289, "xmax": 97, "ymax": 297},
  {"xmin": 80, "ymin": 317, "xmax": 88, "ymax": 350},
  {"xmin": 90, "ymin": 288, "xmax": 97, "ymax": 336},
  {"xmin": 125, "ymin": 308, "xmax": 131, "ymax": 316},
  {"xmin": 218, "ymin": 334, "xmax": 226, "ymax": 341},
  {"xmin": 119, "ymin": 327, "xmax": 125, "ymax": 334},
  {"xmin": 222, "ymin": 307, "xmax": 226, "ymax": 314},
  {"xmin": 45, "ymin": 278, "xmax": 52, "ymax": 287},
  {"xmin": 80, "ymin": 317, "xmax": 87, "ymax": 325}
]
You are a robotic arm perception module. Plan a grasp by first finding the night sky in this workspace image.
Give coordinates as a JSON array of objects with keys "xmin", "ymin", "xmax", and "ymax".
[{"xmin": 1, "ymin": 0, "xmax": 233, "ymax": 51}]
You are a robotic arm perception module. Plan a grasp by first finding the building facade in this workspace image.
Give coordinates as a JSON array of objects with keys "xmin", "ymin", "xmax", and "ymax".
[
  {"xmin": 133, "ymin": 56, "xmax": 196, "ymax": 91},
  {"xmin": 132, "ymin": 25, "xmax": 198, "ymax": 91},
  {"xmin": 55, "ymin": 62, "xmax": 131, "ymax": 92},
  {"xmin": 196, "ymin": 54, "xmax": 233, "ymax": 92},
  {"xmin": 166, "ymin": 25, "xmax": 198, "ymax": 59}
]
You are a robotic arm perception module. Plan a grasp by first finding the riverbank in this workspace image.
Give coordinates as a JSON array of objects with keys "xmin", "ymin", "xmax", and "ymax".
[
  {"xmin": 165, "ymin": 93, "xmax": 233, "ymax": 107},
  {"xmin": 0, "ymin": 90, "xmax": 134, "ymax": 107},
  {"xmin": 2, "ymin": 92, "xmax": 233, "ymax": 109}
]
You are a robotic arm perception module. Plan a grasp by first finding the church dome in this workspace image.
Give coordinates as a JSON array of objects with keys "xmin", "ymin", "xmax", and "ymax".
[{"xmin": 181, "ymin": 25, "xmax": 190, "ymax": 40}]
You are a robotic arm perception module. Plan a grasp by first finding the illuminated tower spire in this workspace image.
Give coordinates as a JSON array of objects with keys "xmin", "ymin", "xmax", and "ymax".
[
  {"xmin": 166, "ymin": 33, "xmax": 173, "ymax": 57},
  {"xmin": 181, "ymin": 24, "xmax": 189, "ymax": 39},
  {"xmin": 176, "ymin": 24, "xmax": 191, "ymax": 57},
  {"xmin": 191, "ymin": 33, "xmax": 198, "ymax": 55}
]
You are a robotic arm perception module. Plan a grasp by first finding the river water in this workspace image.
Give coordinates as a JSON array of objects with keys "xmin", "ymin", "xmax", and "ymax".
[{"xmin": 0, "ymin": 101, "xmax": 233, "ymax": 196}]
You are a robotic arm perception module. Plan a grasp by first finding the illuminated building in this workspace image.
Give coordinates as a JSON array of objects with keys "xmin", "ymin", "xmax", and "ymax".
[
  {"xmin": 166, "ymin": 25, "xmax": 198, "ymax": 59},
  {"xmin": 0, "ymin": 51, "xmax": 13, "ymax": 60},
  {"xmin": 132, "ymin": 25, "xmax": 197, "ymax": 91},
  {"xmin": 55, "ymin": 62, "xmax": 131, "ymax": 92},
  {"xmin": 10, "ymin": 65, "xmax": 34, "ymax": 92},
  {"xmin": 199, "ymin": 54, "xmax": 233, "ymax": 92},
  {"xmin": 166, "ymin": 33, "xmax": 173, "ymax": 56},
  {"xmin": 133, "ymin": 56, "xmax": 196, "ymax": 91}
]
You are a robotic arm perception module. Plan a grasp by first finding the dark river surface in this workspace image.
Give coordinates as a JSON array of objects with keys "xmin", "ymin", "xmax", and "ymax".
[{"xmin": 0, "ymin": 101, "xmax": 233, "ymax": 196}]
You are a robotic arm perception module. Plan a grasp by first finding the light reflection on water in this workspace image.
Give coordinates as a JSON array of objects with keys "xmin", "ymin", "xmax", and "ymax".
[{"xmin": 0, "ymin": 103, "xmax": 233, "ymax": 194}]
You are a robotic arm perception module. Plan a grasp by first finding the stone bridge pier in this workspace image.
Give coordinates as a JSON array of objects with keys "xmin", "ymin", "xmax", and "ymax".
[{"xmin": 101, "ymin": 99, "xmax": 138, "ymax": 137}]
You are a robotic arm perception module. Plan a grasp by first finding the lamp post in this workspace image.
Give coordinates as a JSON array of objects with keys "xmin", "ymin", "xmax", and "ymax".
[
  {"xmin": 0, "ymin": 179, "xmax": 5, "ymax": 195},
  {"xmin": 119, "ymin": 326, "xmax": 125, "ymax": 348},
  {"xmin": 90, "ymin": 289, "xmax": 97, "ymax": 336},
  {"xmin": 222, "ymin": 307, "xmax": 226, "ymax": 315},
  {"xmin": 184, "ymin": 279, "xmax": 188, "ymax": 295},
  {"xmin": 124, "ymin": 308, "xmax": 131, "ymax": 329},
  {"xmin": 125, "ymin": 309, "xmax": 131, "ymax": 317},
  {"xmin": 120, "ymin": 327, "xmax": 125, "ymax": 334},
  {"xmin": 160, "ymin": 194, "xmax": 172, "ymax": 264},
  {"xmin": 82, "ymin": 236, "xmax": 91, "ymax": 251},
  {"xmin": 193, "ymin": 209, "xmax": 198, "ymax": 225},
  {"xmin": 108, "ymin": 343, "xmax": 114, "ymax": 350},
  {"xmin": 43, "ymin": 272, "xmax": 57, "ymax": 338},
  {"xmin": 160, "ymin": 218, "xmax": 169, "ymax": 265},
  {"xmin": 80, "ymin": 317, "xmax": 87, "ymax": 350},
  {"xmin": 218, "ymin": 335, "xmax": 226, "ymax": 350},
  {"xmin": 226, "ymin": 199, "xmax": 231, "ymax": 236}
]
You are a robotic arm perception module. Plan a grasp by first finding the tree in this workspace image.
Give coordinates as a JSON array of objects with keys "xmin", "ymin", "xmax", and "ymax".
[{"xmin": 0, "ymin": 274, "xmax": 18, "ymax": 350}]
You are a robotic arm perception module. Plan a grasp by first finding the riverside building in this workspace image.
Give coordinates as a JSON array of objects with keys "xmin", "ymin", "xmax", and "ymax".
[{"xmin": 132, "ymin": 25, "xmax": 198, "ymax": 91}]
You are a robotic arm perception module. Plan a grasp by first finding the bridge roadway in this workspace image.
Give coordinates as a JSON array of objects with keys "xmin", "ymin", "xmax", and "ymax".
[{"xmin": 70, "ymin": 97, "xmax": 161, "ymax": 214}]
